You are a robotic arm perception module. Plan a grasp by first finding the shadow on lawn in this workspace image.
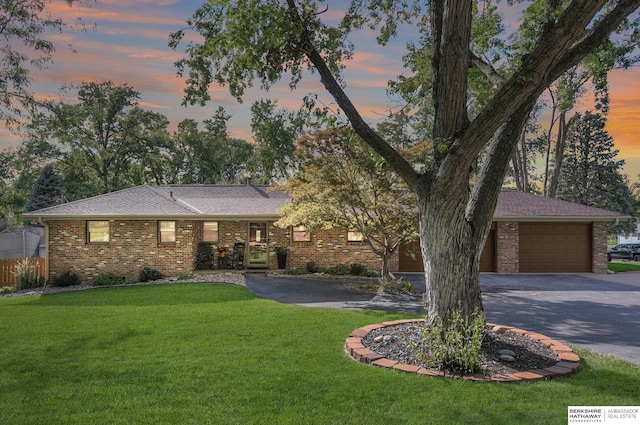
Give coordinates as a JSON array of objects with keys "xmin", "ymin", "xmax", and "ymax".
[{"xmin": 19, "ymin": 282, "xmax": 259, "ymax": 307}]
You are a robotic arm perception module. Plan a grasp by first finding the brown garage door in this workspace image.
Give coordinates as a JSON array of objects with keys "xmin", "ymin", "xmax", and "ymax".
[
  {"xmin": 399, "ymin": 240, "xmax": 423, "ymax": 272},
  {"xmin": 519, "ymin": 223, "xmax": 592, "ymax": 272},
  {"xmin": 398, "ymin": 230, "xmax": 496, "ymax": 272}
]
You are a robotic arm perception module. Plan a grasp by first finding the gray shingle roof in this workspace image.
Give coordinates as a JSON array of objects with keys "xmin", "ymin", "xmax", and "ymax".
[
  {"xmin": 22, "ymin": 185, "xmax": 627, "ymax": 222},
  {"xmin": 494, "ymin": 191, "xmax": 628, "ymax": 221},
  {"xmin": 22, "ymin": 184, "xmax": 291, "ymax": 219}
]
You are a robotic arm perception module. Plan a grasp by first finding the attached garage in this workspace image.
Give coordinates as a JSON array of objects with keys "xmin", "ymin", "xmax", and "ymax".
[
  {"xmin": 395, "ymin": 191, "xmax": 627, "ymax": 274},
  {"xmin": 519, "ymin": 223, "xmax": 592, "ymax": 272}
]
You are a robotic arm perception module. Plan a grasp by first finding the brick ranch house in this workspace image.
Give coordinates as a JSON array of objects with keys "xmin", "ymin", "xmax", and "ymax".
[{"xmin": 22, "ymin": 184, "xmax": 627, "ymax": 281}]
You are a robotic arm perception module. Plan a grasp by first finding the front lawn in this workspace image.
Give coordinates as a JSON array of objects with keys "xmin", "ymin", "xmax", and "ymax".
[
  {"xmin": 1, "ymin": 283, "xmax": 638, "ymax": 424},
  {"xmin": 608, "ymin": 261, "xmax": 640, "ymax": 273}
]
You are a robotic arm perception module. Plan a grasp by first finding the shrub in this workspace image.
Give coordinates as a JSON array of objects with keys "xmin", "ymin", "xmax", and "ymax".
[
  {"xmin": 177, "ymin": 272, "xmax": 194, "ymax": 280},
  {"xmin": 377, "ymin": 278, "xmax": 415, "ymax": 294},
  {"xmin": 362, "ymin": 270, "xmax": 380, "ymax": 278},
  {"xmin": 92, "ymin": 273, "xmax": 126, "ymax": 286},
  {"xmin": 305, "ymin": 261, "xmax": 318, "ymax": 273},
  {"xmin": 320, "ymin": 264, "xmax": 348, "ymax": 275},
  {"xmin": 12, "ymin": 258, "xmax": 44, "ymax": 290},
  {"xmin": 139, "ymin": 267, "xmax": 164, "ymax": 282},
  {"xmin": 285, "ymin": 268, "xmax": 308, "ymax": 275},
  {"xmin": 0, "ymin": 286, "xmax": 14, "ymax": 295},
  {"xmin": 412, "ymin": 309, "xmax": 486, "ymax": 375},
  {"xmin": 349, "ymin": 263, "xmax": 366, "ymax": 276},
  {"xmin": 51, "ymin": 271, "xmax": 82, "ymax": 287}
]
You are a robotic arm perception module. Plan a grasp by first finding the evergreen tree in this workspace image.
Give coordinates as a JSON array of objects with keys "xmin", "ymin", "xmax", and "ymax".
[
  {"xmin": 557, "ymin": 112, "xmax": 635, "ymax": 232},
  {"xmin": 25, "ymin": 164, "xmax": 66, "ymax": 213}
]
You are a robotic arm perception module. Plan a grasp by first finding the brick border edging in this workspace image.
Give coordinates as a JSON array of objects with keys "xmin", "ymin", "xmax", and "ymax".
[{"xmin": 344, "ymin": 319, "xmax": 581, "ymax": 382}]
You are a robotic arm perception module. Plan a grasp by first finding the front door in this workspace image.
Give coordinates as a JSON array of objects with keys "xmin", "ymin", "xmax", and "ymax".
[{"xmin": 248, "ymin": 222, "xmax": 269, "ymax": 268}]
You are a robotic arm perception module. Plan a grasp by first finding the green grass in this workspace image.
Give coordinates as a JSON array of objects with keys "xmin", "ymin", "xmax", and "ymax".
[
  {"xmin": 608, "ymin": 261, "xmax": 640, "ymax": 272},
  {"xmin": 1, "ymin": 283, "xmax": 639, "ymax": 425}
]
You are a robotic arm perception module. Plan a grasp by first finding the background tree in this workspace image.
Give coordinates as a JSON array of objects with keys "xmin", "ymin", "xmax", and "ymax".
[
  {"xmin": 249, "ymin": 99, "xmax": 306, "ymax": 183},
  {"xmin": 24, "ymin": 164, "xmax": 66, "ymax": 213},
  {"xmin": 172, "ymin": 1, "xmax": 640, "ymax": 324},
  {"xmin": 503, "ymin": 2, "xmax": 640, "ymax": 197},
  {"xmin": 0, "ymin": 0, "xmax": 83, "ymax": 123},
  {"xmin": 557, "ymin": 111, "xmax": 636, "ymax": 232},
  {"xmin": 275, "ymin": 126, "xmax": 418, "ymax": 280},
  {"xmin": 31, "ymin": 81, "xmax": 171, "ymax": 194},
  {"xmin": 175, "ymin": 108, "xmax": 254, "ymax": 184}
]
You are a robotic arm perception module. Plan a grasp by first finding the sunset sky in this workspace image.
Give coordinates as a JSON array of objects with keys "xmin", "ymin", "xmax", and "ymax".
[{"xmin": 4, "ymin": 0, "xmax": 640, "ymax": 183}]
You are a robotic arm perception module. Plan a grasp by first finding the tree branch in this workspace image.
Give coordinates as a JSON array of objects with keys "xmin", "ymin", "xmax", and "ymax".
[
  {"xmin": 469, "ymin": 52, "xmax": 505, "ymax": 87},
  {"xmin": 459, "ymin": 0, "xmax": 637, "ymax": 162},
  {"xmin": 284, "ymin": 0, "xmax": 420, "ymax": 191},
  {"xmin": 468, "ymin": 97, "xmax": 537, "ymax": 230}
]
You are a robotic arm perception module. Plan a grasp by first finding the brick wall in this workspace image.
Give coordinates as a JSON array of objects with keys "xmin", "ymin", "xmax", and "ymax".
[
  {"xmin": 496, "ymin": 221, "xmax": 518, "ymax": 273},
  {"xmin": 287, "ymin": 227, "xmax": 381, "ymax": 272},
  {"xmin": 46, "ymin": 219, "xmax": 198, "ymax": 281},
  {"xmin": 43, "ymin": 218, "xmax": 611, "ymax": 280},
  {"xmin": 592, "ymin": 222, "xmax": 609, "ymax": 274},
  {"xmin": 44, "ymin": 219, "xmax": 380, "ymax": 280}
]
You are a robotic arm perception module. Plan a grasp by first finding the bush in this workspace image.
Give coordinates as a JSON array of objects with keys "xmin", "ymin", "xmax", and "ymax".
[
  {"xmin": 139, "ymin": 267, "xmax": 164, "ymax": 282},
  {"xmin": 0, "ymin": 286, "xmax": 14, "ymax": 295},
  {"xmin": 362, "ymin": 270, "xmax": 380, "ymax": 278},
  {"xmin": 412, "ymin": 310, "xmax": 486, "ymax": 375},
  {"xmin": 377, "ymin": 278, "xmax": 415, "ymax": 294},
  {"xmin": 51, "ymin": 271, "xmax": 82, "ymax": 287},
  {"xmin": 319, "ymin": 264, "xmax": 348, "ymax": 275},
  {"xmin": 306, "ymin": 261, "xmax": 318, "ymax": 273},
  {"xmin": 285, "ymin": 268, "xmax": 308, "ymax": 275},
  {"xmin": 349, "ymin": 263, "xmax": 366, "ymax": 276},
  {"xmin": 177, "ymin": 272, "xmax": 194, "ymax": 280},
  {"xmin": 12, "ymin": 258, "xmax": 44, "ymax": 290},
  {"xmin": 92, "ymin": 273, "xmax": 127, "ymax": 286}
]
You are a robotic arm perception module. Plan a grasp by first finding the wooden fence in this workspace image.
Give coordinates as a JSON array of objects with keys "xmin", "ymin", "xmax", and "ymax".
[{"xmin": 0, "ymin": 258, "xmax": 46, "ymax": 287}]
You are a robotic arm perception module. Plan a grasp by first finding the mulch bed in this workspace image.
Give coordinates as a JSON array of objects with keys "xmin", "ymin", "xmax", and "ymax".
[{"xmin": 361, "ymin": 321, "xmax": 561, "ymax": 378}]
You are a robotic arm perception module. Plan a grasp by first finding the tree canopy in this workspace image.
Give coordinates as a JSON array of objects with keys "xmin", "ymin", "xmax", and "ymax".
[
  {"xmin": 556, "ymin": 111, "xmax": 636, "ymax": 232},
  {"xmin": 275, "ymin": 126, "xmax": 418, "ymax": 280},
  {"xmin": 0, "ymin": 0, "xmax": 84, "ymax": 124}
]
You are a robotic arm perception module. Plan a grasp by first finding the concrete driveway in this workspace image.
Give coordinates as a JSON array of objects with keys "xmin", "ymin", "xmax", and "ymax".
[{"xmin": 243, "ymin": 272, "xmax": 640, "ymax": 365}]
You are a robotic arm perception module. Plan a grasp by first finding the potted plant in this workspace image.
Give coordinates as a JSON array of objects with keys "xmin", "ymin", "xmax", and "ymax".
[{"xmin": 274, "ymin": 246, "xmax": 289, "ymax": 269}]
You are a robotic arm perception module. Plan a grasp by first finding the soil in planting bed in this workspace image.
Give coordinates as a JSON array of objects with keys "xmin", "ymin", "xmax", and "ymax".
[{"xmin": 361, "ymin": 322, "xmax": 560, "ymax": 377}]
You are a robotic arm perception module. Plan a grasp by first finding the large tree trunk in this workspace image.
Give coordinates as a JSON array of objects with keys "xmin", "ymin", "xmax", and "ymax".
[{"xmin": 417, "ymin": 180, "xmax": 485, "ymax": 323}]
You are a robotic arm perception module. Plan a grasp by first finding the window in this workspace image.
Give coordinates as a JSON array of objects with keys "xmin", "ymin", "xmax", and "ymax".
[
  {"xmin": 159, "ymin": 221, "xmax": 176, "ymax": 243},
  {"xmin": 87, "ymin": 221, "xmax": 109, "ymax": 243},
  {"xmin": 292, "ymin": 225, "xmax": 311, "ymax": 242},
  {"xmin": 203, "ymin": 221, "xmax": 219, "ymax": 242},
  {"xmin": 348, "ymin": 229, "xmax": 364, "ymax": 242}
]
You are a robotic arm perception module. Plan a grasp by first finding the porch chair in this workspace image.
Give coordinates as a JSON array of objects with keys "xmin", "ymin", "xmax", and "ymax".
[{"xmin": 228, "ymin": 242, "xmax": 245, "ymax": 269}]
